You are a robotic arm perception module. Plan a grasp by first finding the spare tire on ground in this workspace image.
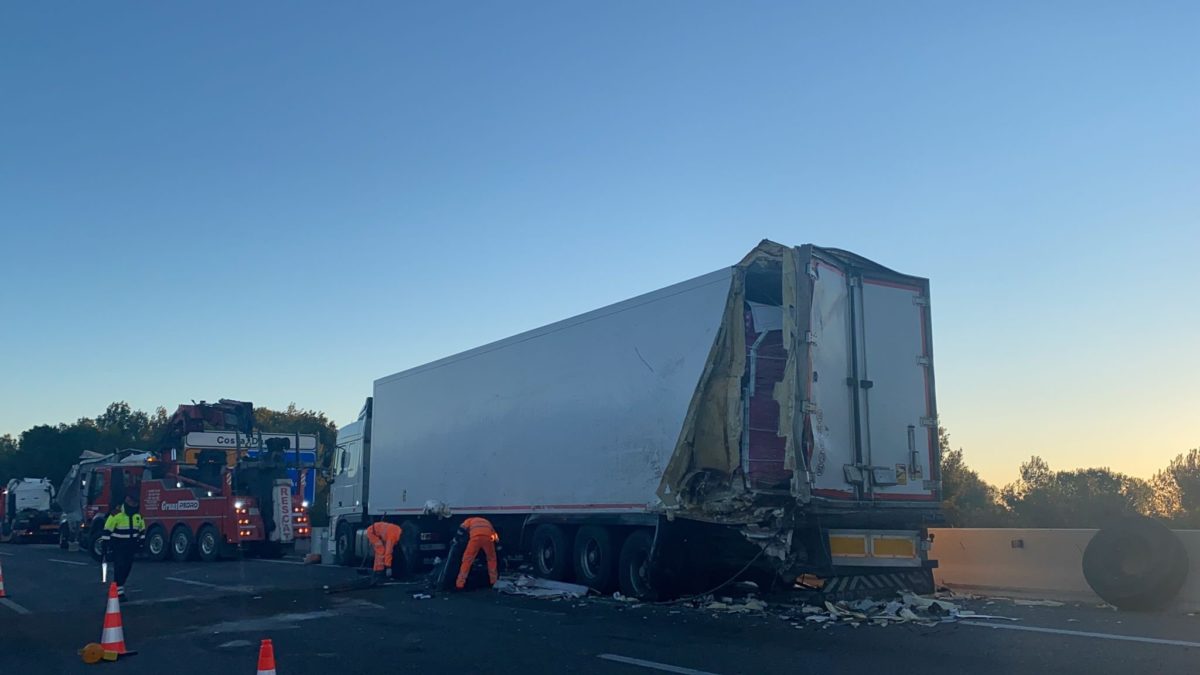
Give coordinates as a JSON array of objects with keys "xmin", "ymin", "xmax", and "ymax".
[{"xmin": 1082, "ymin": 515, "xmax": 1188, "ymax": 611}]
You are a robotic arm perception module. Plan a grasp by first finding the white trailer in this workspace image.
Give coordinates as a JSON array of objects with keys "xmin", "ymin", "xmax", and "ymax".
[{"xmin": 329, "ymin": 241, "xmax": 941, "ymax": 598}]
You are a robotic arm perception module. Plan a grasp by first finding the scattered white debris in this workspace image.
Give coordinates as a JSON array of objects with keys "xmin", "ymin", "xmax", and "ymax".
[
  {"xmin": 779, "ymin": 591, "xmax": 1019, "ymax": 629},
  {"xmin": 493, "ymin": 575, "xmax": 591, "ymax": 599},
  {"xmin": 704, "ymin": 598, "xmax": 767, "ymax": 614},
  {"xmin": 412, "ymin": 593, "xmax": 432, "ymax": 600},
  {"xmin": 1013, "ymin": 599, "xmax": 1065, "ymax": 607},
  {"xmin": 612, "ymin": 592, "xmax": 639, "ymax": 603}
]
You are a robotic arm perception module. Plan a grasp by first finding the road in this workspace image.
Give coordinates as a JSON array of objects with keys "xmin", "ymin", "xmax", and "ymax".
[{"xmin": 1, "ymin": 543, "xmax": 1197, "ymax": 674}]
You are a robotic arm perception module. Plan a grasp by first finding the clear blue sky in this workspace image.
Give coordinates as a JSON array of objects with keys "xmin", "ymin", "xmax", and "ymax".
[{"xmin": 1, "ymin": 2, "xmax": 1196, "ymax": 485}]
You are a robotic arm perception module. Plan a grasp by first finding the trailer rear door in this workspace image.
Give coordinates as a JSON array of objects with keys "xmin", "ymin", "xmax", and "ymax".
[
  {"xmin": 855, "ymin": 276, "xmax": 937, "ymax": 501},
  {"xmin": 806, "ymin": 254, "xmax": 937, "ymax": 503}
]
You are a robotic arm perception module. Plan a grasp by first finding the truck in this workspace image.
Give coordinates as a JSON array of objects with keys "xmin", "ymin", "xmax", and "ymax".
[
  {"xmin": 0, "ymin": 478, "xmax": 61, "ymax": 544},
  {"xmin": 57, "ymin": 400, "xmax": 313, "ymax": 561},
  {"xmin": 329, "ymin": 241, "xmax": 942, "ymax": 598}
]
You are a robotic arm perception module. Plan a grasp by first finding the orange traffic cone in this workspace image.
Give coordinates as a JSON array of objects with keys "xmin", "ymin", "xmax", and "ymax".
[
  {"xmin": 0, "ymin": 558, "xmax": 7, "ymax": 598},
  {"xmin": 99, "ymin": 582, "xmax": 128, "ymax": 654},
  {"xmin": 256, "ymin": 638, "xmax": 278, "ymax": 675}
]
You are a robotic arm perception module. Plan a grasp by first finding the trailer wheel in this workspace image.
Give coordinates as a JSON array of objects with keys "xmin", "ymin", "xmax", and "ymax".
[
  {"xmin": 531, "ymin": 524, "xmax": 571, "ymax": 581},
  {"xmin": 618, "ymin": 529, "xmax": 658, "ymax": 601},
  {"xmin": 197, "ymin": 525, "xmax": 221, "ymax": 562},
  {"xmin": 1083, "ymin": 515, "xmax": 1188, "ymax": 611},
  {"xmin": 145, "ymin": 526, "xmax": 169, "ymax": 562},
  {"xmin": 170, "ymin": 525, "xmax": 195, "ymax": 562},
  {"xmin": 574, "ymin": 526, "xmax": 616, "ymax": 592},
  {"xmin": 399, "ymin": 520, "xmax": 425, "ymax": 576}
]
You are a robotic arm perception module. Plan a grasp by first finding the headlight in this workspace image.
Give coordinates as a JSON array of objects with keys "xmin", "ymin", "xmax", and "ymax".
[
  {"xmin": 301, "ymin": 500, "xmax": 309, "ymax": 509},
  {"xmin": 234, "ymin": 500, "xmax": 245, "ymax": 510}
]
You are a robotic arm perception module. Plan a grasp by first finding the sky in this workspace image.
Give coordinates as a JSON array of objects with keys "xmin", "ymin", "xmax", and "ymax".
[{"xmin": 1, "ymin": 2, "xmax": 1196, "ymax": 486}]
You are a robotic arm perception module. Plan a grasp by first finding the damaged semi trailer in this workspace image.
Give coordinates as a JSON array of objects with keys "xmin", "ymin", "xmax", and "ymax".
[{"xmin": 329, "ymin": 241, "xmax": 942, "ymax": 598}]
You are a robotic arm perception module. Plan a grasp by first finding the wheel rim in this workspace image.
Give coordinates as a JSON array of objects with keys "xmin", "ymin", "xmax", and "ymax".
[
  {"xmin": 627, "ymin": 549, "xmax": 651, "ymax": 597},
  {"xmin": 149, "ymin": 534, "xmax": 164, "ymax": 556},
  {"xmin": 174, "ymin": 534, "xmax": 187, "ymax": 555},
  {"xmin": 201, "ymin": 534, "xmax": 215, "ymax": 556},
  {"xmin": 538, "ymin": 540, "xmax": 556, "ymax": 572},
  {"xmin": 581, "ymin": 539, "xmax": 602, "ymax": 578}
]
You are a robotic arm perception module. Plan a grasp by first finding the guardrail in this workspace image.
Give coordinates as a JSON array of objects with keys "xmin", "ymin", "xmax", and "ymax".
[{"xmin": 930, "ymin": 528, "xmax": 1200, "ymax": 612}]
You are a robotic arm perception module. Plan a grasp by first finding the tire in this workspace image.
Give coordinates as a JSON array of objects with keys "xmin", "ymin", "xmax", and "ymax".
[
  {"xmin": 0, "ymin": 522, "xmax": 13, "ymax": 544},
  {"xmin": 530, "ymin": 524, "xmax": 571, "ymax": 581},
  {"xmin": 170, "ymin": 526, "xmax": 196, "ymax": 562},
  {"xmin": 1083, "ymin": 515, "xmax": 1189, "ymax": 611},
  {"xmin": 145, "ymin": 526, "xmax": 169, "ymax": 562},
  {"xmin": 335, "ymin": 522, "xmax": 356, "ymax": 566},
  {"xmin": 89, "ymin": 523, "xmax": 106, "ymax": 562},
  {"xmin": 574, "ymin": 526, "xmax": 616, "ymax": 592},
  {"xmin": 197, "ymin": 525, "xmax": 222, "ymax": 562},
  {"xmin": 58, "ymin": 525, "xmax": 69, "ymax": 550},
  {"xmin": 399, "ymin": 520, "xmax": 425, "ymax": 576},
  {"xmin": 618, "ymin": 529, "xmax": 658, "ymax": 601}
]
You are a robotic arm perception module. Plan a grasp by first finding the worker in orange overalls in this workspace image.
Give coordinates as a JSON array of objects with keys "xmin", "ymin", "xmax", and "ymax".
[
  {"xmin": 455, "ymin": 516, "xmax": 499, "ymax": 590},
  {"xmin": 365, "ymin": 521, "xmax": 403, "ymax": 582}
]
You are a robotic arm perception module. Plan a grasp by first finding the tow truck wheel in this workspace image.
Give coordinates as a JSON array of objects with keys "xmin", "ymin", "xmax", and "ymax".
[
  {"xmin": 170, "ymin": 526, "xmax": 195, "ymax": 562},
  {"xmin": 89, "ymin": 523, "xmax": 106, "ymax": 561},
  {"xmin": 197, "ymin": 525, "xmax": 221, "ymax": 562},
  {"xmin": 145, "ymin": 526, "xmax": 169, "ymax": 562}
]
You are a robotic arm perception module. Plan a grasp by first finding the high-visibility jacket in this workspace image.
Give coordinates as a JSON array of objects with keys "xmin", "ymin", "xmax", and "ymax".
[
  {"xmin": 460, "ymin": 517, "xmax": 498, "ymax": 542},
  {"xmin": 102, "ymin": 506, "xmax": 146, "ymax": 543}
]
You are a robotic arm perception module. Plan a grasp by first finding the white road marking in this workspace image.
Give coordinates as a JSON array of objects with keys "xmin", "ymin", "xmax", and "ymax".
[
  {"xmin": 961, "ymin": 621, "xmax": 1200, "ymax": 648},
  {"xmin": 0, "ymin": 598, "xmax": 31, "ymax": 615},
  {"xmin": 48, "ymin": 558, "xmax": 89, "ymax": 566},
  {"xmin": 597, "ymin": 654, "xmax": 720, "ymax": 675},
  {"xmin": 0, "ymin": 551, "xmax": 13, "ymax": 556},
  {"xmin": 250, "ymin": 558, "xmax": 305, "ymax": 566},
  {"xmin": 165, "ymin": 577, "xmax": 254, "ymax": 593}
]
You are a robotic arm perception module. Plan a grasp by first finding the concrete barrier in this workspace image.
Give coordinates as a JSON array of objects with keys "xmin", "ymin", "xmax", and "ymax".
[{"xmin": 930, "ymin": 528, "xmax": 1200, "ymax": 612}]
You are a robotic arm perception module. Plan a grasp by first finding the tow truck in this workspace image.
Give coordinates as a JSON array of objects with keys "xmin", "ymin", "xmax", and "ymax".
[{"xmin": 58, "ymin": 399, "xmax": 313, "ymax": 561}]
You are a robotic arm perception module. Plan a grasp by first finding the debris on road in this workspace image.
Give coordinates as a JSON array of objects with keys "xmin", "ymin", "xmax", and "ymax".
[
  {"xmin": 774, "ymin": 591, "xmax": 1020, "ymax": 628},
  {"xmin": 412, "ymin": 593, "xmax": 432, "ymax": 600},
  {"xmin": 493, "ymin": 575, "xmax": 591, "ymax": 599},
  {"xmin": 1012, "ymin": 599, "xmax": 1065, "ymax": 607}
]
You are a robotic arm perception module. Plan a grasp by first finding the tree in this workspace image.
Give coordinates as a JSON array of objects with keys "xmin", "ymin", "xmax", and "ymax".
[
  {"xmin": 1003, "ymin": 456, "xmax": 1151, "ymax": 528},
  {"xmin": 1149, "ymin": 448, "xmax": 1200, "ymax": 527},
  {"xmin": 938, "ymin": 427, "xmax": 1007, "ymax": 526}
]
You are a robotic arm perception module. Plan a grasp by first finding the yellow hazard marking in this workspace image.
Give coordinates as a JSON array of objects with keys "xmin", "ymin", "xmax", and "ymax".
[
  {"xmin": 829, "ymin": 535, "xmax": 867, "ymax": 556},
  {"xmin": 872, "ymin": 537, "xmax": 917, "ymax": 558}
]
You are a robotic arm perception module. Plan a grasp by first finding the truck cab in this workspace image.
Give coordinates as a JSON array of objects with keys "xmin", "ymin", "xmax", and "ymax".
[
  {"xmin": 0, "ymin": 478, "xmax": 60, "ymax": 543},
  {"xmin": 328, "ymin": 399, "xmax": 370, "ymax": 563}
]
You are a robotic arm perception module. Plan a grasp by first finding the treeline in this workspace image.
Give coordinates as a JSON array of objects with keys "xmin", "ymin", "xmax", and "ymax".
[
  {"xmin": 0, "ymin": 401, "xmax": 337, "ymax": 523},
  {"xmin": 940, "ymin": 428, "xmax": 1200, "ymax": 528}
]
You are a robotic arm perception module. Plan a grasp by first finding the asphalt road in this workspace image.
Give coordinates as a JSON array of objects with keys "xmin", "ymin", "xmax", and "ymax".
[{"xmin": 1, "ymin": 543, "xmax": 1197, "ymax": 674}]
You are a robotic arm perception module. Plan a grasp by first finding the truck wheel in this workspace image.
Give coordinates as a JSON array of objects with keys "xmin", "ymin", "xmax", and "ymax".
[
  {"xmin": 531, "ymin": 524, "xmax": 571, "ymax": 581},
  {"xmin": 1083, "ymin": 515, "xmax": 1188, "ymax": 610},
  {"xmin": 618, "ymin": 529, "xmax": 658, "ymax": 601},
  {"xmin": 89, "ymin": 523, "xmax": 106, "ymax": 561},
  {"xmin": 170, "ymin": 526, "xmax": 196, "ymax": 562},
  {"xmin": 574, "ymin": 526, "xmax": 616, "ymax": 592},
  {"xmin": 399, "ymin": 520, "xmax": 425, "ymax": 576},
  {"xmin": 335, "ymin": 522, "xmax": 356, "ymax": 566},
  {"xmin": 0, "ymin": 522, "xmax": 13, "ymax": 544},
  {"xmin": 197, "ymin": 525, "xmax": 222, "ymax": 562},
  {"xmin": 145, "ymin": 526, "xmax": 169, "ymax": 562}
]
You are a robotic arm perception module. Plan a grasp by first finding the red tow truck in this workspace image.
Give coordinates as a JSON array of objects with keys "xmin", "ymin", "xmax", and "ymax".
[{"xmin": 61, "ymin": 400, "xmax": 312, "ymax": 562}]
